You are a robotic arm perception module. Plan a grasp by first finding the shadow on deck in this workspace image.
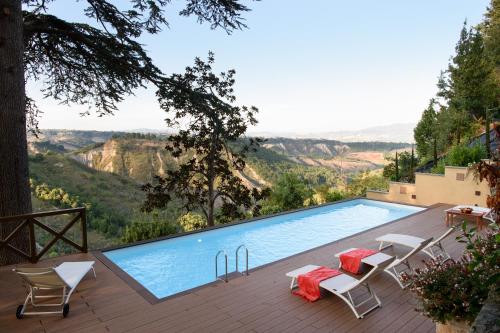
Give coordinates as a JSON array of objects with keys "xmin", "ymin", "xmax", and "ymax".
[{"xmin": 0, "ymin": 204, "xmax": 466, "ymax": 333}]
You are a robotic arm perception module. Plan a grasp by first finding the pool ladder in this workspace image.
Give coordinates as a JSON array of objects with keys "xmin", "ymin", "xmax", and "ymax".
[
  {"xmin": 236, "ymin": 244, "xmax": 249, "ymax": 276},
  {"xmin": 215, "ymin": 244, "xmax": 249, "ymax": 283}
]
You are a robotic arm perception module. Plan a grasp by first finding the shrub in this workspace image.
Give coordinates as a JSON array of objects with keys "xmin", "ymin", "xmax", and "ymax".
[
  {"xmin": 403, "ymin": 226, "xmax": 499, "ymax": 324},
  {"xmin": 446, "ymin": 144, "xmax": 487, "ymax": 167},
  {"xmin": 325, "ymin": 189, "xmax": 346, "ymax": 202},
  {"xmin": 431, "ymin": 160, "xmax": 445, "ymax": 174},
  {"xmin": 122, "ymin": 220, "xmax": 177, "ymax": 243},
  {"xmin": 177, "ymin": 213, "xmax": 207, "ymax": 232},
  {"xmin": 264, "ymin": 173, "xmax": 314, "ymax": 212}
]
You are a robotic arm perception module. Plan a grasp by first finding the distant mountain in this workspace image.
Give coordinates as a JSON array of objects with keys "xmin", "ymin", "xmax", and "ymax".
[{"xmin": 249, "ymin": 123, "xmax": 416, "ymax": 143}]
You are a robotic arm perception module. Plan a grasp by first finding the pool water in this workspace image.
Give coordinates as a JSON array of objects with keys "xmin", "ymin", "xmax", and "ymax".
[{"xmin": 104, "ymin": 199, "xmax": 423, "ymax": 298}]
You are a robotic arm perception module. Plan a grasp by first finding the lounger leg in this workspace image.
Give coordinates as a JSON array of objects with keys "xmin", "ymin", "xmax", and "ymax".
[
  {"xmin": 385, "ymin": 261, "xmax": 412, "ymax": 289},
  {"xmin": 423, "ymin": 242, "xmax": 451, "ymax": 263},
  {"xmin": 378, "ymin": 241, "xmax": 392, "ymax": 251},
  {"xmin": 337, "ymin": 292, "xmax": 362, "ymax": 319},
  {"xmin": 290, "ymin": 278, "xmax": 296, "ymax": 290},
  {"xmin": 91, "ymin": 266, "xmax": 96, "ymax": 278}
]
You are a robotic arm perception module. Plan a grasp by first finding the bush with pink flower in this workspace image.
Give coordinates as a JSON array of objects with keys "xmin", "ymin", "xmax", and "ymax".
[{"xmin": 403, "ymin": 224, "xmax": 499, "ymax": 324}]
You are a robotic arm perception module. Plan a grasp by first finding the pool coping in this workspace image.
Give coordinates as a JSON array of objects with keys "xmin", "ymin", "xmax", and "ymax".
[{"xmin": 94, "ymin": 198, "xmax": 435, "ymax": 305}]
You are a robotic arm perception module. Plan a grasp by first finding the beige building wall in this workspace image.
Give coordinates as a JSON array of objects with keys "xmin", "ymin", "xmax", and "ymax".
[{"xmin": 367, "ymin": 166, "xmax": 490, "ymax": 207}]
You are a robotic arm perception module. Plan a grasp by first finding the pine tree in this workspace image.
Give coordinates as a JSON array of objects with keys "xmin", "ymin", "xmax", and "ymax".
[
  {"xmin": 142, "ymin": 54, "xmax": 269, "ymax": 226},
  {"xmin": 0, "ymin": 0, "xmax": 254, "ymax": 264}
]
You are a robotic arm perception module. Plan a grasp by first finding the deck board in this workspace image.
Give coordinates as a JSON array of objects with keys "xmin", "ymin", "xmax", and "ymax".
[{"xmin": 0, "ymin": 203, "xmax": 471, "ymax": 332}]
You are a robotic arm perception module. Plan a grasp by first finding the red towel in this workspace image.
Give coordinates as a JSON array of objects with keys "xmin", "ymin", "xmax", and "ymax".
[
  {"xmin": 293, "ymin": 266, "xmax": 341, "ymax": 302},
  {"xmin": 339, "ymin": 248, "xmax": 377, "ymax": 274}
]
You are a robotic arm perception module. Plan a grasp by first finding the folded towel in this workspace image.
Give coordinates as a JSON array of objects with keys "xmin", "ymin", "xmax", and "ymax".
[
  {"xmin": 340, "ymin": 248, "xmax": 377, "ymax": 274},
  {"xmin": 293, "ymin": 266, "xmax": 341, "ymax": 302}
]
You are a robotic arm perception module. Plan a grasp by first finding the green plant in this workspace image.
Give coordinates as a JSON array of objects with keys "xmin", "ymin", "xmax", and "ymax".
[
  {"xmin": 403, "ymin": 224, "xmax": 499, "ymax": 324},
  {"xmin": 177, "ymin": 213, "xmax": 207, "ymax": 232},
  {"xmin": 262, "ymin": 173, "xmax": 314, "ymax": 212},
  {"xmin": 446, "ymin": 144, "xmax": 487, "ymax": 167},
  {"xmin": 431, "ymin": 160, "xmax": 445, "ymax": 174},
  {"xmin": 122, "ymin": 221, "xmax": 177, "ymax": 243},
  {"xmin": 347, "ymin": 172, "xmax": 388, "ymax": 196},
  {"xmin": 325, "ymin": 189, "xmax": 346, "ymax": 202}
]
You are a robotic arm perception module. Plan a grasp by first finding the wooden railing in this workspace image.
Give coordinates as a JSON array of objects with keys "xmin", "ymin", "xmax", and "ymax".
[{"xmin": 0, "ymin": 207, "xmax": 87, "ymax": 263}]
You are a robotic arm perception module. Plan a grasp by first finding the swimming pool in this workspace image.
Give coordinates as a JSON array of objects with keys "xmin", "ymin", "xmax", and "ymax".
[{"xmin": 103, "ymin": 199, "xmax": 424, "ymax": 299}]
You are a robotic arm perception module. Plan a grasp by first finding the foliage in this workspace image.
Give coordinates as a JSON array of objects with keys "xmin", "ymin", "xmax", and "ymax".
[
  {"xmin": 324, "ymin": 189, "xmax": 347, "ymax": 203},
  {"xmin": 22, "ymin": 0, "xmax": 253, "ymax": 129},
  {"xmin": 261, "ymin": 173, "xmax": 314, "ymax": 214},
  {"xmin": 414, "ymin": 100, "xmax": 444, "ymax": 165},
  {"xmin": 122, "ymin": 221, "xmax": 177, "ymax": 243},
  {"xmin": 31, "ymin": 180, "xmax": 82, "ymax": 209},
  {"xmin": 471, "ymin": 125, "xmax": 500, "ymax": 222},
  {"xmin": 383, "ymin": 150, "xmax": 418, "ymax": 183},
  {"xmin": 177, "ymin": 212, "xmax": 207, "ymax": 232},
  {"xmin": 431, "ymin": 160, "xmax": 446, "ymax": 174},
  {"xmin": 403, "ymin": 225, "xmax": 500, "ymax": 324},
  {"xmin": 28, "ymin": 152, "xmax": 153, "ymax": 239},
  {"xmin": 312, "ymin": 185, "xmax": 346, "ymax": 204},
  {"xmin": 415, "ymin": 10, "xmax": 500, "ymax": 164},
  {"xmin": 447, "ymin": 144, "xmax": 487, "ymax": 167},
  {"xmin": 347, "ymin": 172, "xmax": 389, "ymax": 196},
  {"xmin": 142, "ymin": 54, "xmax": 269, "ymax": 226}
]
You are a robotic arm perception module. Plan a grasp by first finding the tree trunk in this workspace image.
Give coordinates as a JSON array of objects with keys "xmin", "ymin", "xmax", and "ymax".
[
  {"xmin": 0, "ymin": 0, "xmax": 32, "ymax": 265},
  {"xmin": 433, "ymin": 138, "xmax": 438, "ymax": 167},
  {"xmin": 485, "ymin": 109, "xmax": 491, "ymax": 159},
  {"xmin": 395, "ymin": 152, "xmax": 399, "ymax": 181}
]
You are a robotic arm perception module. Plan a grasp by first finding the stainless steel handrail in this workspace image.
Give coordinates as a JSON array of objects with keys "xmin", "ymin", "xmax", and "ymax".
[
  {"xmin": 235, "ymin": 244, "xmax": 249, "ymax": 276},
  {"xmin": 215, "ymin": 250, "xmax": 228, "ymax": 282}
]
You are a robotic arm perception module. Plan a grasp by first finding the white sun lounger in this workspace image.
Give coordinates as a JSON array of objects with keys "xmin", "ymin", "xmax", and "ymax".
[
  {"xmin": 13, "ymin": 261, "xmax": 96, "ymax": 318},
  {"xmin": 286, "ymin": 256, "xmax": 395, "ymax": 319},
  {"xmin": 376, "ymin": 228, "xmax": 454, "ymax": 262},
  {"xmin": 382, "ymin": 238, "xmax": 433, "ymax": 289}
]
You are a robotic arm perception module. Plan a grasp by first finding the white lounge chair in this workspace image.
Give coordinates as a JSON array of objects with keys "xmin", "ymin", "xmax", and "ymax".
[
  {"xmin": 13, "ymin": 261, "xmax": 96, "ymax": 318},
  {"xmin": 381, "ymin": 238, "xmax": 433, "ymax": 289},
  {"xmin": 286, "ymin": 256, "xmax": 395, "ymax": 319},
  {"xmin": 376, "ymin": 228, "xmax": 454, "ymax": 262}
]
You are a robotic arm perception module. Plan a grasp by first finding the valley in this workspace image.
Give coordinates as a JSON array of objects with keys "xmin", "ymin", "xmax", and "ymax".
[{"xmin": 27, "ymin": 129, "xmax": 408, "ymax": 250}]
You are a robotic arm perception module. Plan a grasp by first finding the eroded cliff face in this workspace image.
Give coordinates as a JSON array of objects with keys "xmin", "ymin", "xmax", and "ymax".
[
  {"xmin": 73, "ymin": 140, "xmax": 117, "ymax": 172},
  {"xmin": 70, "ymin": 139, "xmax": 267, "ymax": 187},
  {"xmin": 71, "ymin": 139, "xmax": 173, "ymax": 183}
]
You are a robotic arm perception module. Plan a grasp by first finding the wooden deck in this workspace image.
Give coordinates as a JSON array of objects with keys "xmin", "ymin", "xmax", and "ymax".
[{"xmin": 0, "ymin": 203, "xmax": 467, "ymax": 333}]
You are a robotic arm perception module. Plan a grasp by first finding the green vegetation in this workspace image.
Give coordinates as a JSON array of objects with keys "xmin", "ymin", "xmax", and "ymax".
[
  {"xmin": 247, "ymin": 147, "xmax": 340, "ymax": 187},
  {"xmin": 29, "ymin": 152, "xmax": 148, "ymax": 243},
  {"xmin": 142, "ymin": 54, "xmax": 269, "ymax": 226},
  {"xmin": 415, "ymin": 2, "xmax": 500, "ymax": 165},
  {"xmin": 261, "ymin": 174, "xmax": 314, "ymax": 214},
  {"xmin": 404, "ymin": 225, "xmax": 499, "ymax": 325},
  {"xmin": 26, "ymin": 130, "xmax": 398, "ymax": 249},
  {"xmin": 346, "ymin": 172, "xmax": 389, "ymax": 196},
  {"xmin": 122, "ymin": 221, "xmax": 177, "ymax": 243},
  {"xmin": 431, "ymin": 144, "xmax": 487, "ymax": 174},
  {"xmin": 383, "ymin": 150, "xmax": 418, "ymax": 183},
  {"xmin": 177, "ymin": 213, "xmax": 207, "ymax": 232}
]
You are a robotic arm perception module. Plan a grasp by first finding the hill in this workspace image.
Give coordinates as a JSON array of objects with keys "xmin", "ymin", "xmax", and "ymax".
[{"xmin": 249, "ymin": 123, "xmax": 416, "ymax": 143}]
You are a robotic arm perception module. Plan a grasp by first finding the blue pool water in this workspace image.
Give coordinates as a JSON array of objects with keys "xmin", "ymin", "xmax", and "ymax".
[{"xmin": 104, "ymin": 199, "xmax": 423, "ymax": 298}]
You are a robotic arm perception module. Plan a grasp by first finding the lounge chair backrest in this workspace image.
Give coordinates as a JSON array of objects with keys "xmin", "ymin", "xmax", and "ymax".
[
  {"xmin": 401, "ymin": 237, "xmax": 433, "ymax": 261},
  {"xmin": 357, "ymin": 257, "xmax": 396, "ymax": 285},
  {"xmin": 431, "ymin": 228, "xmax": 454, "ymax": 244},
  {"xmin": 13, "ymin": 267, "xmax": 66, "ymax": 288}
]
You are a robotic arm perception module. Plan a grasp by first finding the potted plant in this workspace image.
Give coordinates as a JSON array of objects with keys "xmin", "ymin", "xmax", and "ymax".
[{"xmin": 403, "ymin": 225, "xmax": 499, "ymax": 333}]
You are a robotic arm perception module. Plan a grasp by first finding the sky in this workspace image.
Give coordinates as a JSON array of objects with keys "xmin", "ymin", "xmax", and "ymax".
[{"xmin": 30, "ymin": 0, "xmax": 491, "ymax": 133}]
